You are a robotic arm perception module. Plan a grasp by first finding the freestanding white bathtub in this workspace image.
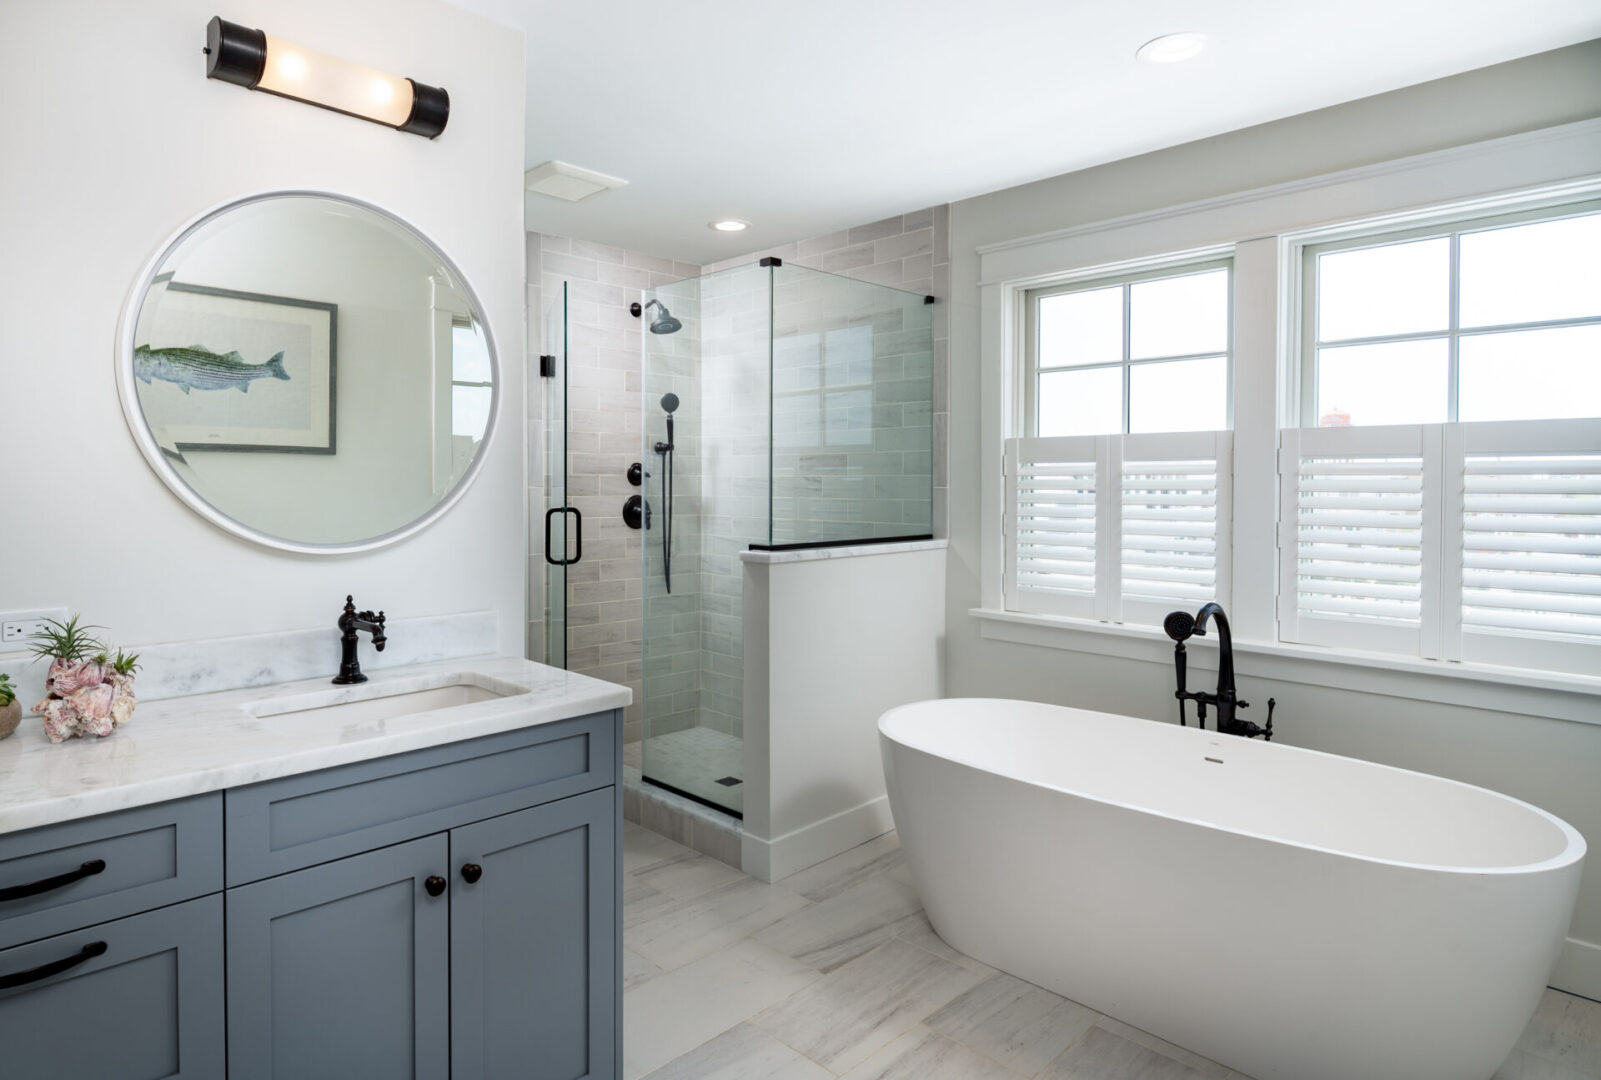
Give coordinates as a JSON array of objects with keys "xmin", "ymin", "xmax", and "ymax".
[{"xmin": 880, "ymin": 698, "xmax": 1585, "ymax": 1080}]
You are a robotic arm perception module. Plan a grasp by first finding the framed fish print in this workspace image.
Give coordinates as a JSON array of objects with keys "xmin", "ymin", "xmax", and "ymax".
[{"xmin": 132, "ymin": 279, "xmax": 337, "ymax": 454}]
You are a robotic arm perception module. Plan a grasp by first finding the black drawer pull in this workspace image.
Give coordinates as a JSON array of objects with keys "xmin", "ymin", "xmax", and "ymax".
[
  {"xmin": 0, "ymin": 940, "xmax": 107, "ymax": 990},
  {"xmin": 460, "ymin": 863, "xmax": 482, "ymax": 884},
  {"xmin": 424, "ymin": 875, "xmax": 448, "ymax": 897},
  {"xmin": 0, "ymin": 859, "xmax": 107, "ymax": 903}
]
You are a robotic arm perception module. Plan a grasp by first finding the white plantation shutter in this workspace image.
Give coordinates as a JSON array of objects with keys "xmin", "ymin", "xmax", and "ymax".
[
  {"xmin": 1455, "ymin": 419, "xmax": 1601, "ymax": 675},
  {"xmin": 1004, "ymin": 432, "xmax": 1232, "ymax": 624},
  {"xmin": 1278, "ymin": 425, "xmax": 1438, "ymax": 656},
  {"xmin": 1279, "ymin": 418, "xmax": 1601, "ymax": 676},
  {"xmin": 1119, "ymin": 432, "xmax": 1233, "ymax": 625},
  {"xmin": 1005, "ymin": 436, "xmax": 1101, "ymax": 618}
]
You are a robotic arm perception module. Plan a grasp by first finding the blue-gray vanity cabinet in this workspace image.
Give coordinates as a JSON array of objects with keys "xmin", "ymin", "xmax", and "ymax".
[
  {"xmin": 225, "ymin": 833, "xmax": 452, "ymax": 1080},
  {"xmin": 450, "ymin": 787, "xmax": 616, "ymax": 1080},
  {"xmin": 0, "ymin": 793, "xmax": 222, "ymax": 951},
  {"xmin": 224, "ymin": 712, "xmax": 615, "ymax": 886},
  {"xmin": 0, "ymin": 893, "xmax": 226, "ymax": 1078}
]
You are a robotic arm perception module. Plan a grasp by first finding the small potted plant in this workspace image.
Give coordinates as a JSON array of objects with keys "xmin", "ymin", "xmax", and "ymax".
[
  {"xmin": 28, "ymin": 616, "xmax": 140, "ymax": 743},
  {"xmin": 0, "ymin": 673, "xmax": 19, "ymax": 740}
]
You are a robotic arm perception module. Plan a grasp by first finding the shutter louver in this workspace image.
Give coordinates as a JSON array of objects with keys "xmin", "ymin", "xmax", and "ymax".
[
  {"xmin": 1455, "ymin": 419, "xmax": 1601, "ymax": 675},
  {"xmin": 1279, "ymin": 425, "xmax": 1435, "ymax": 655},
  {"xmin": 1005, "ymin": 436, "xmax": 1099, "ymax": 618},
  {"xmin": 1119, "ymin": 432, "xmax": 1232, "ymax": 624},
  {"xmin": 1004, "ymin": 432, "xmax": 1233, "ymax": 624}
]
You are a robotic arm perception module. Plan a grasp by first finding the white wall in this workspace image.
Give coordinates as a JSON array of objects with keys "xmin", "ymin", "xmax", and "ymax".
[
  {"xmin": 945, "ymin": 41, "xmax": 1601, "ymax": 998},
  {"xmin": 742, "ymin": 546, "xmax": 946, "ymax": 880},
  {"xmin": 0, "ymin": 2, "xmax": 526, "ymax": 673}
]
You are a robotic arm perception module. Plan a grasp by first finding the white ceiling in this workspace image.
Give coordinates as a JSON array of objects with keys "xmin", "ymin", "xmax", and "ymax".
[{"xmin": 447, "ymin": 0, "xmax": 1601, "ymax": 265}]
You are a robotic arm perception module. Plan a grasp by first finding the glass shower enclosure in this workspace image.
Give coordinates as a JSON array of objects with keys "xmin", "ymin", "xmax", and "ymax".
[{"xmin": 639, "ymin": 261, "xmax": 935, "ymax": 815}]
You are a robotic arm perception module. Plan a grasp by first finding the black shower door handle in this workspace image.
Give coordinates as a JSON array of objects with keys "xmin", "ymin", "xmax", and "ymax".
[{"xmin": 543, "ymin": 506, "xmax": 583, "ymax": 567}]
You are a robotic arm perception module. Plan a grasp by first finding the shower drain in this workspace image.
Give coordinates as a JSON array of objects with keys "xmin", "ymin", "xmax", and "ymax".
[{"xmin": 714, "ymin": 776, "xmax": 742, "ymax": 787}]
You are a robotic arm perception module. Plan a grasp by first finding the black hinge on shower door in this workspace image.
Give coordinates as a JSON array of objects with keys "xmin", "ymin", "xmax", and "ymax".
[
  {"xmin": 543, "ymin": 506, "xmax": 582, "ymax": 566},
  {"xmin": 539, "ymin": 354, "xmax": 556, "ymax": 378}
]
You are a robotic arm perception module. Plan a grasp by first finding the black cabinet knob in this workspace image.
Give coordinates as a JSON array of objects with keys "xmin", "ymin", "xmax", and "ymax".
[
  {"xmin": 461, "ymin": 863, "xmax": 483, "ymax": 884},
  {"xmin": 424, "ymin": 875, "xmax": 447, "ymax": 897}
]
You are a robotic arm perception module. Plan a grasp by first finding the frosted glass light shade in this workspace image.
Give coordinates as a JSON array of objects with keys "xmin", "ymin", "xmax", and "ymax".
[
  {"xmin": 205, "ymin": 17, "xmax": 448, "ymax": 139},
  {"xmin": 257, "ymin": 35, "xmax": 415, "ymax": 127}
]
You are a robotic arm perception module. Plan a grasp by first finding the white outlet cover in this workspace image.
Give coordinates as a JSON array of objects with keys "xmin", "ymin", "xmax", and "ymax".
[{"xmin": 0, "ymin": 608, "xmax": 70, "ymax": 650}]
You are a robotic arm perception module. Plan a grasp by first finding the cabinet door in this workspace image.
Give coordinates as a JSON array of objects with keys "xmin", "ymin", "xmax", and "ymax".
[
  {"xmin": 451, "ymin": 788, "xmax": 617, "ymax": 1080},
  {"xmin": 0, "ymin": 894, "xmax": 225, "ymax": 1079},
  {"xmin": 227, "ymin": 834, "xmax": 450, "ymax": 1080}
]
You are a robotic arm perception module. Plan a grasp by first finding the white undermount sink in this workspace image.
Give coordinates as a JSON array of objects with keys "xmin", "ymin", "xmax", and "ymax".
[{"xmin": 242, "ymin": 676, "xmax": 514, "ymax": 727}]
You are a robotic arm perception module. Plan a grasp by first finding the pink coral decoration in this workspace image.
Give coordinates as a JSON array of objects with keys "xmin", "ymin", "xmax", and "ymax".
[{"xmin": 33, "ymin": 668, "xmax": 137, "ymax": 744}]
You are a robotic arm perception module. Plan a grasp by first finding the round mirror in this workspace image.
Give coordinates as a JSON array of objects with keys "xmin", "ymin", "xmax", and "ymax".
[{"xmin": 118, "ymin": 192, "xmax": 497, "ymax": 553}]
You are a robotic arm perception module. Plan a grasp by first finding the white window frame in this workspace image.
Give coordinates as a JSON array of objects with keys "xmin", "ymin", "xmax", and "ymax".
[
  {"xmin": 1299, "ymin": 199, "xmax": 1601, "ymax": 426},
  {"xmin": 1282, "ymin": 199, "xmax": 1601, "ymax": 678},
  {"xmin": 1003, "ymin": 254, "xmax": 1235, "ymax": 629},
  {"xmin": 1023, "ymin": 259, "xmax": 1233, "ymax": 437},
  {"xmin": 973, "ymin": 117, "xmax": 1601, "ymax": 722}
]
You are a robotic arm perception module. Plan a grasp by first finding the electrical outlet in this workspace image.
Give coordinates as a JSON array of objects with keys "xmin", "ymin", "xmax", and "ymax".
[{"xmin": 1, "ymin": 608, "xmax": 70, "ymax": 649}]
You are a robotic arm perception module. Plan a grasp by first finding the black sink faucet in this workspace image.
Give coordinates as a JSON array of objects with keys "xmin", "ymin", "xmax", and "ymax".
[
  {"xmin": 333, "ymin": 595, "xmax": 386, "ymax": 685},
  {"xmin": 1163, "ymin": 603, "xmax": 1274, "ymax": 740}
]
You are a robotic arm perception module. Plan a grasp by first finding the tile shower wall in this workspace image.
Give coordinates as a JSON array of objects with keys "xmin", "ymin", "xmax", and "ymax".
[
  {"xmin": 769, "ymin": 266, "xmax": 934, "ymax": 544},
  {"xmin": 526, "ymin": 234, "xmax": 699, "ymax": 744},
  {"xmin": 703, "ymin": 206, "xmax": 952, "ymax": 539},
  {"xmin": 531, "ymin": 205, "xmax": 951, "ymax": 754}
]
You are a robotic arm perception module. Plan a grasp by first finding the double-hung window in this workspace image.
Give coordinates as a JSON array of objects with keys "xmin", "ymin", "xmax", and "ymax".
[
  {"xmin": 1281, "ymin": 203, "xmax": 1601, "ymax": 675},
  {"xmin": 1005, "ymin": 261, "xmax": 1234, "ymax": 626}
]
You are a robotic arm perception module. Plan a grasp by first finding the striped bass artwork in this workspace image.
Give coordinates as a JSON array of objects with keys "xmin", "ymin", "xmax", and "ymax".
[{"xmin": 133, "ymin": 344, "xmax": 290, "ymax": 394}]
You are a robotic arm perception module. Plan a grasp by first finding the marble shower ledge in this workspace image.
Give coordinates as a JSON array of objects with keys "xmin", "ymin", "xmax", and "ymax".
[
  {"xmin": 740, "ymin": 539, "xmax": 948, "ymax": 565},
  {"xmin": 0, "ymin": 655, "xmax": 631, "ymax": 836}
]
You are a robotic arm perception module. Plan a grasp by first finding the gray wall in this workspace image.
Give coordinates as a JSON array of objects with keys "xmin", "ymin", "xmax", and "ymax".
[{"xmin": 944, "ymin": 40, "xmax": 1601, "ymax": 993}]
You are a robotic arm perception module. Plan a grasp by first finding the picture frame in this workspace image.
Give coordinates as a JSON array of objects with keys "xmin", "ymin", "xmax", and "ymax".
[{"xmin": 133, "ymin": 278, "xmax": 338, "ymax": 454}]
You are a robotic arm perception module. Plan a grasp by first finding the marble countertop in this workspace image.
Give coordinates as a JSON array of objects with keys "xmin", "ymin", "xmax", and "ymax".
[{"xmin": 0, "ymin": 655, "xmax": 631, "ymax": 836}]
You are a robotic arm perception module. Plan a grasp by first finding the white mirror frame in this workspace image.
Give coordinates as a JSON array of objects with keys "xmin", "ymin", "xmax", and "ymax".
[{"xmin": 115, "ymin": 190, "xmax": 500, "ymax": 555}]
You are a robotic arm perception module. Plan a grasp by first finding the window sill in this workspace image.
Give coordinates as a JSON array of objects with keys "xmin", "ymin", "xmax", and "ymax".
[{"xmin": 970, "ymin": 607, "xmax": 1601, "ymax": 727}]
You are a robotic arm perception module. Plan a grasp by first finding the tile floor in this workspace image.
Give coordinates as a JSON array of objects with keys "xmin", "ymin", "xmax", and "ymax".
[
  {"xmin": 623, "ymin": 823, "xmax": 1601, "ymax": 1080},
  {"xmin": 631, "ymin": 727, "xmax": 744, "ymax": 813}
]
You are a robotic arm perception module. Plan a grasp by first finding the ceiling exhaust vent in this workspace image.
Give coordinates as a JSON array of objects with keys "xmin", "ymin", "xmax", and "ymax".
[{"xmin": 524, "ymin": 160, "xmax": 628, "ymax": 203}]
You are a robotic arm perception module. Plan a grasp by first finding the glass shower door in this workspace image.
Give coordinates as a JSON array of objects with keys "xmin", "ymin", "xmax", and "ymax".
[{"xmin": 542, "ymin": 282, "xmax": 570, "ymax": 668}]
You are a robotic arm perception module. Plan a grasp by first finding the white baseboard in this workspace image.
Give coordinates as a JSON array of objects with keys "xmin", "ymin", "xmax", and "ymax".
[
  {"xmin": 1553, "ymin": 936, "xmax": 1601, "ymax": 1000},
  {"xmin": 741, "ymin": 795, "xmax": 895, "ymax": 883}
]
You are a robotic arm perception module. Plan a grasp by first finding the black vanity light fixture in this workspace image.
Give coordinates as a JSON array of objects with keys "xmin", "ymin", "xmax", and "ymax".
[{"xmin": 204, "ymin": 17, "xmax": 449, "ymax": 139}]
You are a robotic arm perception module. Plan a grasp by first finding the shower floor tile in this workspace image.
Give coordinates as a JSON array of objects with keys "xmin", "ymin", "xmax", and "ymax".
[{"xmin": 643, "ymin": 725, "xmax": 743, "ymax": 814}]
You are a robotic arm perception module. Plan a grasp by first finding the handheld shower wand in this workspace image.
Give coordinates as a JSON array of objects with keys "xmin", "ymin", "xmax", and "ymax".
[
  {"xmin": 653, "ymin": 393, "xmax": 679, "ymax": 593},
  {"xmin": 1163, "ymin": 611, "xmax": 1197, "ymax": 726}
]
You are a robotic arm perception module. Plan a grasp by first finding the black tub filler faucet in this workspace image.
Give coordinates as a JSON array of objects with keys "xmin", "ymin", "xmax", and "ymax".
[
  {"xmin": 1163, "ymin": 603, "xmax": 1275, "ymax": 740},
  {"xmin": 333, "ymin": 595, "xmax": 386, "ymax": 684}
]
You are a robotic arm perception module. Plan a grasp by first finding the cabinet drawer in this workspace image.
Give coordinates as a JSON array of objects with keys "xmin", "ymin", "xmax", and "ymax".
[
  {"xmin": 226, "ymin": 711, "xmax": 617, "ymax": 885},
  {"xmin": 0, "ymin": 794, "xmax": 223, "ymax": 951},
  {"xmin": 0, "ymin": 893, "xmax": 226, "ymax": 1079}
]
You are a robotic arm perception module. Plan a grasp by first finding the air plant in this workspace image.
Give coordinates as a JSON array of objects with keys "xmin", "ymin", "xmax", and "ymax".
[
  {"xmin": 25, "ymin": 615, "xmax": 107, "ymax": 663},
  {"xmin": 27, "ymin": 615, "xmax": 139, "ymax": 743},
  {"xmin": 0, "ymin": 673, "xmax": 15, "ymax": 708}
]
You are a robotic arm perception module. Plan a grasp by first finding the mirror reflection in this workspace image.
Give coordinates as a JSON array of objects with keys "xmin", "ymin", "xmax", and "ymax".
[{"xmin": 126, "ymin": 193, "xmax": 495, "ymax": 548}]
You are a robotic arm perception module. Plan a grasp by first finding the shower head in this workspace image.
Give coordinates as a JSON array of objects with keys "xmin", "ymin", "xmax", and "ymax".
[
  {"xmin": 644, "ymin": 299, "xmax": 682, "ymax": 335},
  {"xmin": 660, "ymin": 393, "xmax": 680, "ymax": 414},
  {"xmin": 1163, "ymin": 610, "xmax": 1196, "ymax": 642}
]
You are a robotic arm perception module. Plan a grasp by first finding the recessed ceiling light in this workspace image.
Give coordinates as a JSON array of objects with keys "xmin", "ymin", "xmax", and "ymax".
[
  {"xmin": 1136, "ymin": 32, "xmax": 1208, "ymax": 64},
  {"xmin": 709, "ymin": 219, "xmax": 750, "ymax": 232}
]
